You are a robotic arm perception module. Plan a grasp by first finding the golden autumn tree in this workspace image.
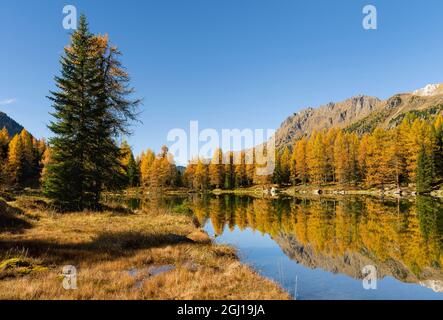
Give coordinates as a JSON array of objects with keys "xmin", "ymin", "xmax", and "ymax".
[
  {"xmin": 289, "ymin": 143, "xmax": 298, "ymax": 185},
  {"xmin": 334, "ymin": 131, "xmax": 359, "ymax": 185},
  {"xmin": 293, "ymin": 137, "xmax": 308, "ymax": 184},
  {"xmin": 358, "ymin": 133, "xmax": 370, "ymax": 182},
  {"xmin": 140, "ymin": 149, "xmax": 155, "ymax": 188},
  {"xmin": 118, "ymin": 141, "xmax": 139, "ymax": 187},
  {"xmin": 209, "ymin": 148, "xmax": 224, "ymax": 189},
  {"xmin": 245, "ymin": 148, "xmax": 255, "ymax": 186},
  {"xmin": 324, "ymin": 128, "xmax": 339, "ymax": 182},
  {"xmin": 20, "ymin": 129, "xmax": 35, "ymax": 181},
  {"xmin": 6, "ymin": 134, "xmax": 24, "ymax": 185},
  {"xmin": 390, "ymin": 127, "xmax": 407, "ymax": 187},
  {"xmin": 399, "ymin": 117, "xmax": 434, "ymax": 183},
  {"xmin": 147, "ymin": 146, "xmax": 177, "ymax": 189},
  {"xmin": 40, "ymin": 147, "xmax": 52, "ymax": 185},
  {"xmin": 234, "ymin": 151, "xmax": 247, "ymax": 187},
  {"xmin": 253, "ymin": 144, "xmax": 273, "ymax": 186},
  {"xmin": 307, "ymin": 131, "xmax": 328, "ymax": 185},
  {"xmin": 334, "ymin": 130, "xmax": 347, "ymax": 184},
  {"xmin": 193, "ymin": 158, "xmax": 209, "ymax": 191},
  {"xmin": 365, "ymin": 128, "xmax": 395, "ymax": 188},
  {"xmin": 183, "ymin": 159, "xmax": 197, "ymax": 189},
  {"xmin": 346, "ymin": 132, "xmax": 360, "ymax": 184},
  {"xmin": 224, "ymin": 151, "xmax": 235, "ymax": 189},
  {"xmin": 276, "ymin": 147, "xmax": 291, "ymax": 185}
]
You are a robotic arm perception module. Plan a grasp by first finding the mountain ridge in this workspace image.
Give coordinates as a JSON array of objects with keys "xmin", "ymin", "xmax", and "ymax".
[{"xmin": 275, "ymin": 84, "xmax": 443, "ymax": 149}]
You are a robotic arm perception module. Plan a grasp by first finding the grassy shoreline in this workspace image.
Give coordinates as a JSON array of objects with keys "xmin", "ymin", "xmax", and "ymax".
[{"xmin": 0, "ymin": 194, "xmax": 290, "ymax": 300}]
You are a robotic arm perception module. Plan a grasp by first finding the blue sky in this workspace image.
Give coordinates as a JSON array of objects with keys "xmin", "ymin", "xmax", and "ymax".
[{"xmin": 1, "ymin": 0, "xmax": 443, "ymax": 161}]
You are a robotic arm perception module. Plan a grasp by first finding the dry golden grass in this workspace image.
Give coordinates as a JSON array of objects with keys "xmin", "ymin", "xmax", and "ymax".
[{"xmin": 0, "ymin": 196, "xmax": 290, "ymax": 300}]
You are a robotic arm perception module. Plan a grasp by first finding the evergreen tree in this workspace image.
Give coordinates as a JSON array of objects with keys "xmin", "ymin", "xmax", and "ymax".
[
  {"xmin": 0, "ymin": 127, "xmax": 10, "ymax": 185},
  {"xmin": 416, "ymin": 145, "xmax": 434, "ymax": 194},
  {"xmin": 119, "ymin": 140, "xmax": 139, "ymax": 187},
  {"xmin": 0, "ymin": 127, "xmax": 10, "ymax": 160},
  {"xmin": 44, "ymin": 15, "xmax": 139, "ymax": 210},
  {"xmin": 433, "ymin": 115, "xmax": 443, "ymax": 179},
  {"xmin": 126, "ymin": 153, "xmax": 140, "ymax": 187}
]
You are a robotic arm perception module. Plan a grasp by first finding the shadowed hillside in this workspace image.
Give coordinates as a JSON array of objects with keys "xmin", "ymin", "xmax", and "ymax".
[{"xmin": 0, "ymin": 112, "xmax": 24, "ymax": 136}]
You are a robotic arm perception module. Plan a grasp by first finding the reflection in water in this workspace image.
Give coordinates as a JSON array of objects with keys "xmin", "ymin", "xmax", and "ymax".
[{"xmin": 114, "ymin": 194, "xmax": 443, "ymax": 298}]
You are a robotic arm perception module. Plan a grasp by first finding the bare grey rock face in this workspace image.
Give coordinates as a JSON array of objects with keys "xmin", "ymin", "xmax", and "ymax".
[{"xmin": 275, "ymin": 85, "xmax": 443, "ymax": 149}]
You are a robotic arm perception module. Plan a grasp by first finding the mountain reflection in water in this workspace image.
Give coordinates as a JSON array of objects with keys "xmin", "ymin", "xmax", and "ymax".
[{"xmin": 119, "ymin": 194, "xmax": 443, "ymax": 299}]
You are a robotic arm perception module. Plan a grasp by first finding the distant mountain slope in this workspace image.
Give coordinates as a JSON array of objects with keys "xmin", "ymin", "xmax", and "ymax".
[
  {"xmin": 0, "ymin": 111, "xmax": 24, "ymax": 136},
  {"xmin": 275, "ymin": 84, "xmax": 443, "ymax": 149}
]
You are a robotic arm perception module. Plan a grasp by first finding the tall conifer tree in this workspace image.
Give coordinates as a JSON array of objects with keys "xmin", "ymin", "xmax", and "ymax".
[{"xmin": 44, "ymin": 15, "xmax": 139, "ymax": 210}]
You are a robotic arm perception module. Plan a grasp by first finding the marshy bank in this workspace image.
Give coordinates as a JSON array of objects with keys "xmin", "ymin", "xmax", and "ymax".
[{"xmin": 0, "ymin": 193, "xmax": 290, "ymax": 300}]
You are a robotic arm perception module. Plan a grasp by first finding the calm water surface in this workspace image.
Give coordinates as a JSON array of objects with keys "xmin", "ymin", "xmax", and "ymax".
[{"xmin": 121, "ymin": 194, "xmax": 443, "ymax": 300}]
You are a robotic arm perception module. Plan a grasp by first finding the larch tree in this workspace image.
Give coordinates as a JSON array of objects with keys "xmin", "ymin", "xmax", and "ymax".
[
  {"xmin": 277, "ymin": 147, "xmax": 291, "ymax": 185},
  {"xmin": 20, "ymin": 129, "xmax": 35, "ymax": 182},
  {"xmin": 245, "ymin": 148, "xmax": 256, "ymax": 186},
  {"xmin": 365, "ymin": 128, "xmax": 395, "ymax": 188},
  {"xmin": 140, "ymin": 149, "xmax": 155, "ymax": 188},
  {"xmin": 358, "ymin": 133, "xmax": 370, "ymax": 183},
  {"xmin": 289, "ymin": 143, "xmax": 298, "ymax": 185},
  {"xmin": 7, "ymin": 135, "xmax": 24, "ymax": 185},
  {"xmin": 209, "ymin": 148, "xmax": 224, "ymax": 189},
  {"xmin": 324, "ymin": 128, "xmax": 338, "ymax": 182},
  {"xmin": 294, "ymin": 138, "xmax": 308, "ymax": 184},
  {"xmin": 193, "ymin": 158, "xmax": 209, "ymax": 191},
  {"xmin": 234, "ymin": 151, "xmax": 247, "ymax": 187},
  {"xmin": 334, "ymin": 131, "xmax": 360, "ymax": 185},
  {"xmin": 307, "ymin": 131, "xmax": 328, "ymax": 185},
  {"xmin": 224, "ymin": 151, "xmax": 235, "ymax": 189},
  {"xmin": 334, "ymin": 130, "xmax": 348, "ymax": 185},
  {"xmin": 183, "ymin": 160, "xmax": 196, "ymax": 189}
]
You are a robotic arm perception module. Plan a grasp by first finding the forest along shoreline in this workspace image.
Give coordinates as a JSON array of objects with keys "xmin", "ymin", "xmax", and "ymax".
[
  {"xmin": 121, "ymin": 184, "xmax": 443, "ymax": 199},
  {"xmin": 0, "ymin": 190, "xmax": 291, "ymax": 299}
]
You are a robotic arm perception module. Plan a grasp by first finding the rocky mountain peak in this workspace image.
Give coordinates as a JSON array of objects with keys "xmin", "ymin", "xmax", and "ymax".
[{"xmin": 413, "ymin": 83, "xmax": 443, "ymax": 97}]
